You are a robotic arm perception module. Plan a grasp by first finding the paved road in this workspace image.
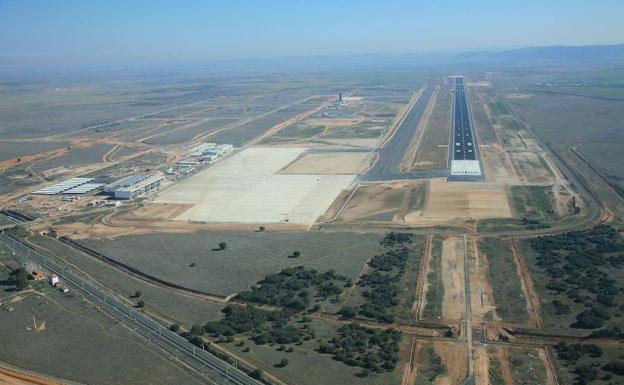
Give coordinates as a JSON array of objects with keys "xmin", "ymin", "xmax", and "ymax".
[
  {"xmin": 0, "ymin": 234, "xmax": 262, "ymax": 385},
  {"xmin": 363, "ymin": 82, "xmax": 447, "ymax": 181},
  {"xmin": 452, "ymin": 77, "xmax": 477, "ymax": 161}
]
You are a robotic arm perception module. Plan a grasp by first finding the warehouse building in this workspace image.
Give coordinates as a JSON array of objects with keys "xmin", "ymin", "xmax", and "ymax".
[
  {"xmin": 31, "ymin": 177, "xmax": 105, "ymax": 195},
  {"xmin": 104, "ymin": 173, "xmax": 164, "ymax": 200}
]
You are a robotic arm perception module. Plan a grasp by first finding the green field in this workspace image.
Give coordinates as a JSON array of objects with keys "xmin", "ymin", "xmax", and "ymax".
[
  {"xmin": 508, "ymin": 348, "xmax": 547, "ymax": 385},
  {"xmin": 24, "ymin": 234, "xmax": 225, "ymax": 326},
  {"xmin": 0, "ymin": 292, "xmax": 204, "ymax": 385},
  {"xmin": 478, "ymin": 238, "xmax": 529, "ymax": 324},
  {"xmin": 521, "ymin": 225, "xmax": 624, "ymax": 333},
  {"xmin": 81, "ymin": 231, "xmax": 383, "ymax": 297},
  {"xmin": 422, "ymin": 237, "xmax": 443, "ymax": 320},
  {"xmin": 226, "ymin": 320, "xmax": 401, "ymax": 385}
]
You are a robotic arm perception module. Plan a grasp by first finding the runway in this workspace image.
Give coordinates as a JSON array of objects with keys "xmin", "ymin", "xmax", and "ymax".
[{"xmin": 450, "ymin": 76, "xmax": 482, "ymax": 178}]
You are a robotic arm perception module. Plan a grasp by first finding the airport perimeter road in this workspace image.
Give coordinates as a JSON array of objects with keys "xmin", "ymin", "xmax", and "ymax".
[
  {"xmin": 0, "ymin": 234, "xmax": 262, "ymax": 385},
  {"xmin": 364, "ymin": 82, "xmax": 441, "ymax": 181}
]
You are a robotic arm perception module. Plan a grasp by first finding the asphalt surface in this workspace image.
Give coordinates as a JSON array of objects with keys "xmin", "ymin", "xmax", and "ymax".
[
  {"xmin": 452, "ymin": 77, "xmax": 477, "ymax": 161},
  {"xmin": 0, "ymin": 234, "xmax": 262, "ymax": 385},
  {"xmin": 363, "ymin": 82, "xmax": 448, "ymax": 181}
]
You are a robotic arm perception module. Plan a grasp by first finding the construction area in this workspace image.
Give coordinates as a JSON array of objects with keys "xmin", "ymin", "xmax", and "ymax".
[{"xmin": 153, "ymin": 147, "xmax": 356, "ymax": 225}]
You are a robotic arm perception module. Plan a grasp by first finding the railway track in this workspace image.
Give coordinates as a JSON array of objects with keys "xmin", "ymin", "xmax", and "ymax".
[{"xmin": 0, "ymin": 233, "xmax": 263, "ymax": 385}]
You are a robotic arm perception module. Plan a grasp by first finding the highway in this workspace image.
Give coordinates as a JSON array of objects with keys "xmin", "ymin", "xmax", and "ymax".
[
  {"xmin": 364, "ymin": 81, "xmax": 448, "ymax": 181},
  {"xmin": 0, "ymin": 233, "xmax": 262, "ymax": 385}
]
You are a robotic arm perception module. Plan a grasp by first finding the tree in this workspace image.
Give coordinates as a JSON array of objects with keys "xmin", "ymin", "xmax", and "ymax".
[
  {"xmin": 131, "ymin": 290, "xmax": 142, "ymax": 298},
  {"xmin": 169, "ymin": 324, "xmax": 180, "ymax": 332},
  {"xmin": 136, "ymin": 300, "xmax": 145, "ymax": 308},
  {"xmin": 275, "ymin": 358, "xmax": 289, "ymax": 368},
  {"xmin": 339, "ymin": 306, "xmax": 357, "ymax": 319},
  {"xmin": 218, "ymin": 242, "xmax": 227, "ymax": 250},
  {"xmin": 249, "ymin": 369, "xmax": 263, "ymax": 380},
  {"xmin": 291, "ymin": 251, "xmax": 301, "ymax": 258},
  {"xmin": 258, "ymin": 226, "xmax": 266, "ymax": 232},
  {"xmin": 11, "ymin": 268, "xmax": 28, "ymax": 291}
]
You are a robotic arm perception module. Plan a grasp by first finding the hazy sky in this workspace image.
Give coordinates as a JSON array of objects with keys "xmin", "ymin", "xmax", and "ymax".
[{"xmin": 1, "ymin": 0, "xmax": 623, "ymax": 64}]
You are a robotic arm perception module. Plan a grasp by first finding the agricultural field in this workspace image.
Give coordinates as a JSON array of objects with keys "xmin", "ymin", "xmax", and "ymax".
[{"xmin": 80, "ymin": 231, "xmax": 383, "ymax": 297}]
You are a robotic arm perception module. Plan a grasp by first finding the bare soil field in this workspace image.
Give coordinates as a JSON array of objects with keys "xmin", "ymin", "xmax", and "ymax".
[
  {"xmin": 432, "ymin": 341, "xmax": 468, "ymax": 385},
  {"xmin": 80, "ymin": 231, "xmax": 382, "ymax": 296},
  {"xmin": 337, "ymin": 181, "xmax": 427, "ymax": 222},
  {"xmin": 441, "ymin": 237, "xmax": 465, "ymax": 321},
  {"xmin": 409, "ymin": 179, "xmax": 512, "ymax": 224},
  {"xmin": 0, "ymin": 292, "xmax": 204, "ymax": 385},
  {"xmin": 279, "ymin": 151, "xmax": 372, "ymax": 175},
  {"xmin": 479, "ymin": 145, "xmax": 519, "ymax": 184},
  {"xmin": 508, "ymin": 151, "xmax": 556, "ymax": 185},
  {"xmin": 469, "ymin": 239, "xmax": 500, "ymax": 323}
]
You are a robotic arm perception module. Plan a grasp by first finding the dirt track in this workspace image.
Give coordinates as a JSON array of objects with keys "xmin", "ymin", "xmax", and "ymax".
[{"xmin": 441, "ymin": 237, "xmax": 465, "ymax": 321}]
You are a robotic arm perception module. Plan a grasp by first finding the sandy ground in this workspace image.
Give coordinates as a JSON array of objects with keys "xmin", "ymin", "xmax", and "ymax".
[
  {"xmin": 474, "ymin": 346, "xmax": 491, "ymax": 385},
  {"xmin": 336, "ymin": 181, "xmax": 425, "ymax": 222},
  {"xmin": 480, "ymin": 145, "xmax": 520, "ymax": 185},
  {"xmin": 441, "ymin": 237, "xmax": 465, "ymax": 321},
  {"xmin": 509, "ymin": 151, "xmax": 556, "ymax": 185},
  {"xmin": 539, "ymin": 349, "xmax": 558, "ymax": 385},
  {"xmin": 51, "ymin": 215, "xmax": 308, "ymax": 240},
  {"xmin": 470, "ymin": 239, "xmax": 500, "ymax": 323},
  {"xmin": 433, "ymin": 341, "xmax": 468, "ymax": 385},
  {"xmin": 494, "ymin": 346, "xmax": 515, "ymax": 385},
  {"xmin": 409, "ymin": 179, "xmax": 512, "ymax": 224},
  {"xmin": 153, "ymin": 147, "xmax": 354, "ymax": 224},
  {"xmin": 279, "ymin": 152, "xmax": 371, "ymax": 175}
]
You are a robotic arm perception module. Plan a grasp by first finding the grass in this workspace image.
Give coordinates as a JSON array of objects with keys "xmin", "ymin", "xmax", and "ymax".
[
  {"xmin": 478, "ymin": 238, "xmax": 529, "ymax": 324},
  {"xmin": 510, "ymin": 186, "xmax": 554, "ymax": 221},
  {"xmin": 226, "ymin": 320, "xmax": 401, "ymax": 385},
  {"xmin": 0, "ymin": 291, "xmax": 205, "ymax": 385},
  {"xmin": 414, "ymin": 345, "xmax": 446, "ymax": 385},
  {"xmin": 508, "ymin": 348, "xmax": 547, "ymax": 385},
  {"xmin": 422, "ymin": 238, "xmax": 443, "ymax": 320},
  {"xmin": 554, "ymin": 347, "xmax": 624, "ymax": 385},
  {"xmin": 81, "ymin": 231, "xmax": 383, "ymax": 297},
  {"xmin": 410, "ymin": 87, "xmax": 451, "ymax": 171},
  {"xmin": 488, "ymin": 353, "xmax": 506, "ymax": 385},
  {"xmin": 395, "ymin": 236, "xmax": 426, "ymax": 321},
  {"xmin": 0, "ymin": 141, "xmax": 69, "ymax": 162},
  {"xmin": 24, "ymin": 234, "xmax": 225, "ymax": 326}
]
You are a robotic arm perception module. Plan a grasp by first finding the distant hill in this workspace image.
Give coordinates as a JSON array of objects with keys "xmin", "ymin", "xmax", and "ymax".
[{"xmin": 448, "ymin": 44, "xmax": 624, "ymax": 66}]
